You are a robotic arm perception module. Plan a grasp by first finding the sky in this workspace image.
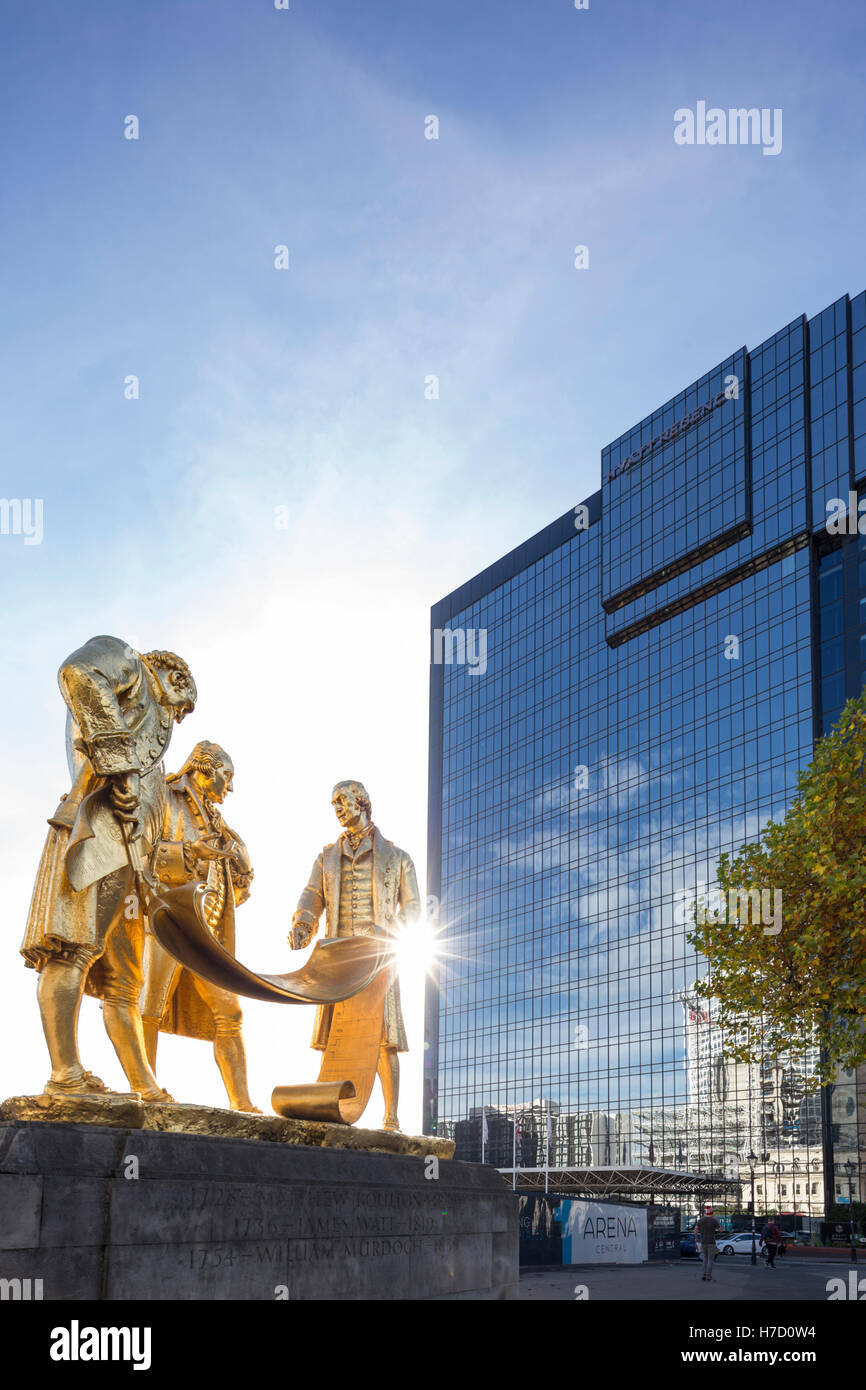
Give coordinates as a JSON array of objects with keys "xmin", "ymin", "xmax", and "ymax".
[{"xmin": 0, "ymin": 0, "xmax": 864, "ymax": 1130}]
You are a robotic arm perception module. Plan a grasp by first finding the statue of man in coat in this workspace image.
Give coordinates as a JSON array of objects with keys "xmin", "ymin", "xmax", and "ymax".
[
  {"xmin": 288, "ymin": 780, "xmax": 420, "ymax": 1131},
  {"xmin": 140, "ymin": 740, "xmax": 260, "ymax": 1112},
  {"xmin": 21, "ymin": 634, "xmax": 197, "ymax": 1100}
]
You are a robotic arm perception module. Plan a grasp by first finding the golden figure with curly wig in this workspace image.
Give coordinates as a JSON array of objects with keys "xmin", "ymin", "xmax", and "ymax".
[
  {"xmin": 140, "ymin": 741, "xmax": 260, "ymax": 1112},
  {"xmin": 22, "ymin": 635, "xmax": 197, "ymax": 1101}
]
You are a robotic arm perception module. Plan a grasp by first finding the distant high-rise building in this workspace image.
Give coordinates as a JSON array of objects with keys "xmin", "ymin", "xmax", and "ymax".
[{"xmin": 426, "ymin": 289, "xmax": 866, "ymax": 1218}]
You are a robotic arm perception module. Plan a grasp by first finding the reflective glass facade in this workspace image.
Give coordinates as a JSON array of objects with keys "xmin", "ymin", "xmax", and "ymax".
[{"xmin": 426, "ymin": 289, "xmax": 866, "ymax": 1220}]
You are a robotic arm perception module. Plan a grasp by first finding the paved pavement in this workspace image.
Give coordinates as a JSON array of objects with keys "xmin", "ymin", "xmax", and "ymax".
[{"xmin": 519, "ymin": 1256, "xmax": 862, "ymax": 1300}]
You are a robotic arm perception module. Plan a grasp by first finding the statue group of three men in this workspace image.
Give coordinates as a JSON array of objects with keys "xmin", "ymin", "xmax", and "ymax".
[{"xmin": 21, "ymin": 634, "xmax": 420, "ymax": 1131}]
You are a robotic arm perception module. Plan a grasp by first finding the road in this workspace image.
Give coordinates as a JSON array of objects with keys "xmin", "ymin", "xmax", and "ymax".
[{"xmin": 518, "ymin": 1257, "xmax": 862, "ymax": 1300}]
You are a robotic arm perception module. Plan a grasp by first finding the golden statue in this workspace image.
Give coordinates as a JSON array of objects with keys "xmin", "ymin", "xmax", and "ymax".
[
  {"xmin": 283, "ymin": 781, "xmax": 420, "ymax": 1131},
  {"xmin": 21, "ymin": 635, "xmax": 197, "ymax": 1101},
  {"xmin": 140, "ymin": 741, "xmax": 261, "ymax": 1113},
  {"xmin": 19, "ymin": 639, "xmax": 410, "ymax": 1127}
]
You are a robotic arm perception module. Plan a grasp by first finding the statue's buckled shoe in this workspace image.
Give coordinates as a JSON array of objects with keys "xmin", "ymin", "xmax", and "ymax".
[
  {"xmin": 44, "ymin": 1070, "xmax": 113, "ymax": 1097},
  {"xmin": 139, "ymin": 1087, "xmax": 175, "ymax": 1104}
]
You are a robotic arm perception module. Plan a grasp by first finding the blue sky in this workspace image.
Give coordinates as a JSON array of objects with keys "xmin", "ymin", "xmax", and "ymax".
[{"xmin": 1, "ymin": 0, "xmax": 864, "ymax": 1123}]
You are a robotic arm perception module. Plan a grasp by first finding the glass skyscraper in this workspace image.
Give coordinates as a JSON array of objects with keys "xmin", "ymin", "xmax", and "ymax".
[{"xmin": 425, "ymin": 289, "xmax": 866, "ymax": 1220}]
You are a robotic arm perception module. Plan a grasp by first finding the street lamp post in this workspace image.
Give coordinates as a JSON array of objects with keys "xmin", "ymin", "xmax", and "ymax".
[
  {"xmin": 844, "ymin": 1159, "xmax": 857, "ymax": 1264},
  {"xmin": 748, "ymin": 1150, "xmax": 758, "ymax": 1266}
]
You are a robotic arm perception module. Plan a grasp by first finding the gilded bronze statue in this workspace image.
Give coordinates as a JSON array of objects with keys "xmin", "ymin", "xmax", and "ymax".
[
  {"xmin": 21, "ymin": 635, "xmax": 197, "ymax": 1101},
  {"xmin": 19, "ymin": 639, "xmax": 413, "ymax": 1131},
  {"xmin": 140, "ymin": 741, "xmax": 261, "ymax": 1113},
  {"xmin": 284, "ymin": 780, "xmax": 420, "ymax": 1131}
]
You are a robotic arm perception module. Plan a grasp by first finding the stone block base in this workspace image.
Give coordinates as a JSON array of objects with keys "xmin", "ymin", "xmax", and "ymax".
[{"xmin": 0, "ymin": 1113, "xmax": 517, "ymax": 1300}]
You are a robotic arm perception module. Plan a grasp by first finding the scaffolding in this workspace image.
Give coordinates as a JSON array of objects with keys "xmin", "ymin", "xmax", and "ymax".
[{"xmin": 498, "ymin": 1165, "xmax": 742, "ymax": 1205}]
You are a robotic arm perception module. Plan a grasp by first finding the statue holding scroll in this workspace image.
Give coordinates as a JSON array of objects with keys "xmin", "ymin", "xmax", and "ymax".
[
  {"xmin": 21, "ymin": 634, "xmax": 197, "ymax": 1101},
  {"xmin": 16, "ymin": 637, "xmax": 416, "ymax": 1131},
  {"xmin": 140, "ymin": 741, "xmax": 260, "ymax": 1113},
  {"xmin": 288, "ymin": 781, "xmax": 420, "ymax": 1131}
]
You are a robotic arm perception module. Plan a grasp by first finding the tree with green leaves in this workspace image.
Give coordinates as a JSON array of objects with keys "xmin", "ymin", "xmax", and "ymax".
[{"xmin": 687, "ymin": 689, "xmax": 866, "ymax": 1082}]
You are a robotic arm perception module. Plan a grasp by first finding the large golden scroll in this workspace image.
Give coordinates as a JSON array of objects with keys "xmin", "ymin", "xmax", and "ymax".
[
  {"xmin": 148, "ymin": 880, "xmax": 393, "ymax": 1125},
  {"xmin": 148, "ymin": 882, "xmax": 391, "ymax": 1005},
  {"xmin": 271, "ymin": 966, "xmax": 389, "ymax": 1124}
]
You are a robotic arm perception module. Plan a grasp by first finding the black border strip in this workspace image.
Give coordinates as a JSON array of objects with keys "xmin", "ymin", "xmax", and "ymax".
[
  {"xmin": 603, "ymin": 520, "xmax": 752, "ymax": 614},
  {"xmin": 605, "ymin": 531, "xmax": 811, "ymax": 648}
]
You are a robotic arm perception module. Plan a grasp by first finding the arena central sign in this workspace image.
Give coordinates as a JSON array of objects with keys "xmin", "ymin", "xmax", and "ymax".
[
  {"xmin": 554, "ymin": 1199, "xmax": 648, "ymax": 1265},
  {"xmin": 606, "ymin": 381, "xmax": 736, "ymax": 483}
]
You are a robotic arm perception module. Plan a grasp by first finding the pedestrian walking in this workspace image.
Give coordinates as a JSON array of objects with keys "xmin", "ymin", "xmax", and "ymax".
[
  {"xmin": 696, "ymin": 1206, "xmax": 722, "ymax": 1282},
  {"xmin": 761, "ymin": 1219, "xmax": 781, "ymax": 1268}
]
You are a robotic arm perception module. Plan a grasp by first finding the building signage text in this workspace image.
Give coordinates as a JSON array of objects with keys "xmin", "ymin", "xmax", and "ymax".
[{"xmin": 606, "ymin": 383, "xmax": 735, "ymax": 482}]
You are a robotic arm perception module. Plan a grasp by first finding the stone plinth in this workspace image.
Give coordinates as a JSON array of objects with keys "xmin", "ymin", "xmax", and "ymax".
[
  {"xmin": 0, "ymin": 1095, "xmax": 456, "ymax": 1159},
  {"xmin": 0, "ymin": 1115, "xmax": 516, "ymax": 1301}
]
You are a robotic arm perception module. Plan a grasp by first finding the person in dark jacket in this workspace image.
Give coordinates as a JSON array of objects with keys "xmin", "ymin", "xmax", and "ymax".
[
  {"xmin": 761, "ymin": 1220, "xmax": 782, "ymax": 1267},
  {"xmin": 695, "ymin": 1207, "xmax": 722, "ymax": 1281}
]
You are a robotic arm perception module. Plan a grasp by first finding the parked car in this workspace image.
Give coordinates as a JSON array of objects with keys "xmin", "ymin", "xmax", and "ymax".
[
  {"xmin": 719, "ymin": 1232, "xmax": 763, "ymax": 1256},
  {"xmin": 680, "ymin": 1231, "xmax": 698, "ymax": 1258}
]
